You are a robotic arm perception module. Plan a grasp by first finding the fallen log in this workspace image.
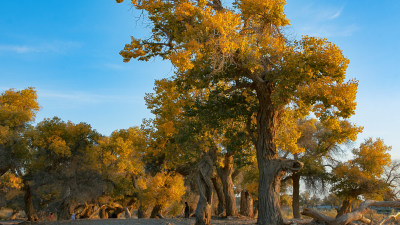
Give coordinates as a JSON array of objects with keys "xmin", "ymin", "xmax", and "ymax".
[{"xmin": 302, "ymin": 200, "xmax": 400, "ymax": 225}]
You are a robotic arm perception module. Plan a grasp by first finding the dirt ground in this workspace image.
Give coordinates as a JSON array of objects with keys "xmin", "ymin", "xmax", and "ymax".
[{"xmin": 0, "ymin": 217, "xmax": 258, "ymax": 225}]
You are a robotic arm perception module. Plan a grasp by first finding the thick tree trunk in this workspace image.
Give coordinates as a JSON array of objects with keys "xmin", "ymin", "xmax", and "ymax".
[
  {"xmin": 138, "ymin": 204, "xmax": 149, "ymax": 218},
  {"xmin": 23, "ymin": 181, "xmax": 38, "ymax": 221},
  {"xmin": 195, "ymin": 152, "xmax": 215, "ymax": 225},
  {"xmin": 150, "ymin": 204, "xmax": 164, "ymax": 218},
  {"xmin": 217, "ymin": 154, "xmax": 237, "ymax": 217},
  {"xmin": 58, "ymin": 186, "xmax": 72, "ymax": 220},
  {"xmin": 258, "ymin": 161, "xmax": 285, "ymax": 225},
  {"xmin": 239, "ymin": 190, "xmax": 253, "ymax": 217},
  {"xmin": 211, "ymin": 177, "xmax": 225, "ymax": 215},
  {"xmin": 336, "ymin": 199, "xmax": 352, "ymax": 218},
  {"xmin": 256, "ymin": 84, "xmax": 283, "ymax": 225},
  {"xmin": 292, "ymin": 173, "xmax": 301, "ymax": 219},
  {"xmin": 253, "ymin": 200, "xmax": 258, "ymax": 218},
  {"xmin": 255, "ymin": 84, "xmax": 303, "ymax": 225}
]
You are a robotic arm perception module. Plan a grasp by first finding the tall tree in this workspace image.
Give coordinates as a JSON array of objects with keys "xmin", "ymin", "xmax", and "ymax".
[{"xmin": 116, "ymin": 1, "xmax": 358, "ymax": 224}]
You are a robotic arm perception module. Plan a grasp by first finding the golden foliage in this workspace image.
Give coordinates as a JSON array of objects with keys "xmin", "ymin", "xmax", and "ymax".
[
  {"xmin": 352, "ymin": 138, "xmax": 391, "ymax": 177},
  {"xmin": 0, "ymin": 87, "xmax": 40, "ymax": 128},
  {"xmin": 138, "ymin": 172, "xmax": 186, "ymax": 208},
  {"xmin": 332, "ymin": 138, "xmax": 392, "ymax": 200},
  {"xmin": 0, "ymin": 172, "xmax": 23, "ymax": 190}
]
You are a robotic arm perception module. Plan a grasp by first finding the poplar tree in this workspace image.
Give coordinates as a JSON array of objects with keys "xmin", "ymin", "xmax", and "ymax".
[{"xmin": 116, "ymin": 1, "xmax": 358, "ymax": 224}]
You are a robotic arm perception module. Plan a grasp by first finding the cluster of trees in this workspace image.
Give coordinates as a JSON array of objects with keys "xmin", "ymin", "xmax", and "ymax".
[
  {"xmin": 113, "ymin": 0, "xmax": 399, "ymax": 224},
  {"xmin": 1, "ymin": 1, "xmax": 399, "ymax": 225},
  {"xmin": 0, "ymin": 88, "xmax": 186, "ymax": 221}
]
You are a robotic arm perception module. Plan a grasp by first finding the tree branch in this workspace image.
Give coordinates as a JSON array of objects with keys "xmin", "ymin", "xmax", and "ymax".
[
  {"xmin": 206, "ymin": 0, "xmax": 224, "ymax": 11},
  {"xmin": 279, "ymin": 159, "xmax": 303, "ymax": 173},
  {"xmin": 379, "ymin": 211, "xmax": 400, "ymax": 225}
]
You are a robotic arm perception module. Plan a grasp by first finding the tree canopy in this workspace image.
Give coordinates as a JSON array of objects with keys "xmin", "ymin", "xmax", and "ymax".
[{"xmin": 116, "ymin": 0, "xmax": 358, "ymax": 224}]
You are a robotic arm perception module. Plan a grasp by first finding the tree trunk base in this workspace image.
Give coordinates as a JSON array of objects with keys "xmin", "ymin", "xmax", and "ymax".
[{"xmin": 239, "ymin": 190, "xmax": 253, "ymax": 217}]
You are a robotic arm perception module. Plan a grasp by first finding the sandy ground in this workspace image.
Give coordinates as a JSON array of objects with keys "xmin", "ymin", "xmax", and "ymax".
[{"xmin": 0, "ymin": 218, "xmax": 258, "ymax": 225}]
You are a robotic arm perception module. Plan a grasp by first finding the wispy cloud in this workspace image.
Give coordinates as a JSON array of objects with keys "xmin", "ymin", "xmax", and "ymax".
[
  {"xmin": 328, "ymin": 6, "xmax": 344, "ymax": 20},
  {"xmin": 298, "ymin": 24, "xmax": 359, "ymax": 38},
  {"xmin": 0, "ymin": 45, "xmax": 40, "ymax": 53},
  {"xmin": 104, "ymin": 63, "xmax": 127, "ymax": 70},
  {"xmin": 288, "ymin": 2, "xmax": 358, "ymax": 38},
  {"xmin": 0, "ymin": 41, "xmax": 81, "ymax": 54},
  {"xmin": 38, "ymin": 89, "xmax": 141, "ymax": 105}
]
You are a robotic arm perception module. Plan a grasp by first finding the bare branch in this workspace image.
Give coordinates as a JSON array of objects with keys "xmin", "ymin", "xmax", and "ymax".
[
  {"xmin": 206, "ymin": 0, "xmax": 224, "ymax": 11},
  {"xmin": 379, "ymin": 211, "xmax": 400, "ymax": 225},
  {"xmin": 303, "ymin": 200, "xmax": 400, "ymax": 225}
]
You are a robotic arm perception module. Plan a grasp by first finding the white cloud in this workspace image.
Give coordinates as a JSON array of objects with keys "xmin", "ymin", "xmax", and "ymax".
[
  {"xmin": 298, "ymin": 23, "xmax": 359, "ymax": 38},
  {"xmin": 328, "ymin": 6, "xmax": 344, "ymax": 20},
  {"xmin": 0, "ymin": 45, "xmax": 40, "ymax": 53},
  {"xmin": 0, "ymin": 41, "xmax": 81, "ymax": 54},
  {"xmin": 38, "ymin": 89, "xmax": 141, "ymax": 105},
  {"xmin": 288, "ymin": 3, "xmax": 358, "ymax": 38}
]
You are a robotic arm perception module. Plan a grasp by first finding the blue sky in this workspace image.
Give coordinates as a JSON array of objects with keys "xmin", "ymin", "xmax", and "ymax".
[{"xmin": 1, "ymin": 1, "xmax": 399, "ymax": 159}]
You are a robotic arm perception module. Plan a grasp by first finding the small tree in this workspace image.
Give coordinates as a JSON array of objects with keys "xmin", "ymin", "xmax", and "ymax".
[
  {"xmin": 331, "ymin": 138, "xmax": 392, "ymax": 217},
  {"xmin": 0, "ymin": 87, "xmax": 39, "ymax": 221},
  {"xmin": 28, "ymin": 117, "xmax": 105, "ymax": 220},
  {"xmin": 99, "ymin": 127, "xmax": 146, "ymax": 209},
  {"xmin": 137, "ymin": 172, "xmax": 185, "ymax": 218}
]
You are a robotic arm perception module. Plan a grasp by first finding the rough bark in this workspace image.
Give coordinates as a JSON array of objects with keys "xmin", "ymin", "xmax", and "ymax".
[
  {"xmin": 150, "ymin": 204, "xmax": 164, "ymax": 218},
  {"xmin": 195, "ymin": 152, "xmax": 215, "ymax": 225},
  {"xmin": 58, "ymin": 186, "xmax": 72, "ymax": 220},
  {"xmin": 255, "ymin": 83, "xmax": 303, "ymax": 225},
  {"xmin": 302, "ymin": 200, "xmax": 400, "ymax": 225},
  {"xmin": 292, "ymin": 172, "xmax": 301, "ymax": 219},
  {"xmin": 23, "ymin": 182, "xmax": 38, "ymax": 221},
  {"xmin": 253, "ymin": 200, "xmax": 258, "ymax": 218},
  {"xmin": 217, "ymin": 154, "xmax": 237, "ymax": 217},
  {"xmin": 336, "ymin": 199, "xmax": 352, "ymax": 218},
  {"xmin": 211, "ymin": 176, "xmax": 225, "ymax": 216},
  {"xmin": 239, "ymin": 190, "xmax": 253, "ymax": 217},
  {"xmin": 138, "ymin": 204, "xmax": 149, "ymax": 218}
]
